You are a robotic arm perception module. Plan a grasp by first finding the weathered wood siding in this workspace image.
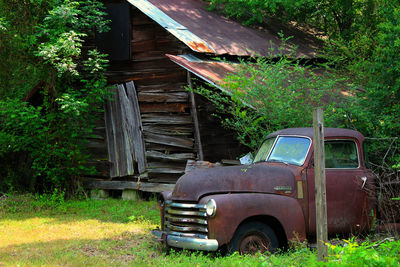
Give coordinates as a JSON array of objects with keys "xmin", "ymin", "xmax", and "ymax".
[
  {"xmin": 88, "ymin": 3, "xmax": 248, "ymax": 185},
  {"xmin": 104, "ymin": 6, "xmax": 195, "ymax": 183},
  {"xmin": 105, "ymin": 82, "xmax": 146, "ymax": 177}
]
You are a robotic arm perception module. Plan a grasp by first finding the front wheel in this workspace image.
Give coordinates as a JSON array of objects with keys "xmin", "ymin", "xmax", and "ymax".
[{"xmin": 227, "ymin": 221, "xmax": 279, "ymax": 254}]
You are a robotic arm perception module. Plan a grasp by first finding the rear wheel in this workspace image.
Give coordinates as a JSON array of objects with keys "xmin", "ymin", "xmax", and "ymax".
[{"xmin": 227, "ymin": 221, "xmax": 279, "ymax": 254}]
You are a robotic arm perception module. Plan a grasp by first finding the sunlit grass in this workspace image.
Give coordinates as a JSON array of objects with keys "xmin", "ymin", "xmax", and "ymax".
[{"xmin": 0, "ymin": 195, "xmax": 398, "ymax": 266}]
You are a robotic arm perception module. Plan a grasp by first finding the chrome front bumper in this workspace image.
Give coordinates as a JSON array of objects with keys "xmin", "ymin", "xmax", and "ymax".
[{"xmin": 152, "ymin": 229, "xmax": 219, "ymax": 251}]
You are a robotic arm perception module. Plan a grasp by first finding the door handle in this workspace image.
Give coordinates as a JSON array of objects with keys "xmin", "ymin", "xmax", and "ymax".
[{"xmin": 361, "ymin": 176, "xmax": 367, "ymax": 190}]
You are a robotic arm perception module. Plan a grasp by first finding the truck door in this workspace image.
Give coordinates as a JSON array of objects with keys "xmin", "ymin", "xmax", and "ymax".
[{"xmin": 307, "ymin": 139, "xmax": 373, "ymax": 235}]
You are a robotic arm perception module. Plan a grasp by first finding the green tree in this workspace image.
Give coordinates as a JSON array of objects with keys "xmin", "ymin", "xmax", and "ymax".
[{"xmin": 0, "ymin": 0, "xmax": 110, "ymax": 194}]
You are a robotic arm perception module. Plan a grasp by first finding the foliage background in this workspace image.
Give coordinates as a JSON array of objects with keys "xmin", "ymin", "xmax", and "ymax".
[
  {"xmin": 0, "ymin": 0, "xmax": 399, "ymax": 194},
  {"xmin": 201, "ymin": 0, "xmax": 400, "ymax": 174},
  {"xmin": 0, "ymin": 0, "xmax": 110, "ymax": 194}
]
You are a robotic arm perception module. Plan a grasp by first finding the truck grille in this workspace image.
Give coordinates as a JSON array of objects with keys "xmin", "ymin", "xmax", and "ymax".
[{"xmin": 164, "ymin": 200, "xmax": 208, "ymax": 239}]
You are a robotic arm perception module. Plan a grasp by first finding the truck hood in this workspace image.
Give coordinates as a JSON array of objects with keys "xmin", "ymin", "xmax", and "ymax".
[{"xmin": 171, "ymin": 163, "xmax": 296, "ymax": 201}]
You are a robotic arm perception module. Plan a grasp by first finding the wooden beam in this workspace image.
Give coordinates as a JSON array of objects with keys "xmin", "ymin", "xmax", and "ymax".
[
  {"xmin": 83, "ymin": 179, "xmax": 175, "ymax": 193},
  {"xmin": 146, "ymin": 151, "xmax": 195, "ymax": 162},
  {"xmin": 313, "ymin": 108, "xmax": 328, "ymax": 262},
  {"xmin": 187, "ymin": 72, "xmax": 204, "ymax": 160}
]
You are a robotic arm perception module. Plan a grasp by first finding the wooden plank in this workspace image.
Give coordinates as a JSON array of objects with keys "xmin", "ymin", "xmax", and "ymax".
[
  {"xmin": 147, "ymin": 168, "xmax": 185, "ymax": 174},
  {"xmin": 107, "ymin": 70, "xmax": 187, "ymax": 86},
  {"xmin": 141, "ymin": 114, "xmax": 193, "ymax": 124},
  {"xmin": 112, "ymin": 86, "xmax": 128, "ymax": 177},
  {"xmin": 131, "ymin": 39, "xmax": 156, "ymax": 52},
  {"xmin": 104, "ymin": 95, "xmax": 117, "ymax": 177},
  {"xmin": 136, "ymin": 83, "xmax": 187, "ymax": 93},
  {"xmin": 146, "ymin": 151, "xmax": 195, "ymax": 162},
  {"xmin": 145, "ymin": 143, "xmax": 193, "ymax": 152},
  {"xmin": 137, "ymin": 92, "xmax": 188, "ymax": 103},
  {"xmin": 143, "ymin": 124, "xmax": 193, "ymax": 136},
  {"xmin": 140, "ymin": 103, "xmax": 189, "ymax": 113},
  {"xmin": 109, "ymin": 58, "xmax": 178, "ymax": 73},
  {"xmin": 125, "ymin": 81, "xmax": 147, "ymax": 174},
  {"xmin": 145, "ymin": 132, "xmax": 193, "ymax": 149},
  {"xmin": 138, "ymin": 182, "xmax": 176, "ymax": 192},
  {"xmin": 110, "ymin": 89, "xmax": 126, "ymax": 177},
  {"xmin": 187, "ymin": 72, "xmax": 204, "ymax": 160},
  {"xmin": 117, "ymin": 84, "xmax": 136, "ymax": 176},
  {"xmin": 132, "ymin": 24, "xmax": 155, "ymax": 41},
  {"xmin": 313, "ymin": 108, "xmax": 328, "ymax": 262},
  {"xmin": 83, "ymin": 179, "xmax": 175, "ymax": 192}
]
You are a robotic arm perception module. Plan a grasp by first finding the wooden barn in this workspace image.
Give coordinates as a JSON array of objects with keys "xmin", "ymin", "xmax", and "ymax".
[{"xmin": 84, "ymin": 0, "xmax": 322, "ymax": 197}]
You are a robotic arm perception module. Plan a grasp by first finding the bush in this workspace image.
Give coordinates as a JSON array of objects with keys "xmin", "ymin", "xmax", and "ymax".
[{"xmin": 0, "ymin": 0, "xmax": 110, "ymax": 194}]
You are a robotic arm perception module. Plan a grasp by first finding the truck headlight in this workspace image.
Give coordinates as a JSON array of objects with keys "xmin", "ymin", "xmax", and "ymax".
[{"xmin": 205, "ymin": 199, "xmax": 217, "ymax": 217}]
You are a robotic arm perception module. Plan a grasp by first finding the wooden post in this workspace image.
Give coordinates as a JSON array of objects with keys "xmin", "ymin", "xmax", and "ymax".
[
  {"xmin": 313, "ymin": 108, "xmax": 328, "ymax": 261},
  {"xmin": 187, "ymin": 71, "xmax": 204, "ymax": 160}
]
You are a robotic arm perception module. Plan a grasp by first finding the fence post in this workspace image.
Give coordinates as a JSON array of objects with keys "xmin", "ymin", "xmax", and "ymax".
[{"xmin": 313, "ymin": 108, "xmax": 328, "ymax": 261}]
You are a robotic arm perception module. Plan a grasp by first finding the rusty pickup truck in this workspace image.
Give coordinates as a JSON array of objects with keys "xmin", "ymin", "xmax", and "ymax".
[{"xmin": 152, "ymin": 128, "xmax": 376, "ymax": 254}]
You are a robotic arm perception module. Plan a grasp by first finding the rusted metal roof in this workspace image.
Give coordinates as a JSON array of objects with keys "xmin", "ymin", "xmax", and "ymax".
[
  {"xmin": 127, "ymin": 0, "xmax": 215, "ymax": 53},
  {"xmin": 128, "ymin": 0, "xmax": 322, "ymax": 57},
  {"xmin": 166, "ymin": 54, "xmax": 234, "ymax": 90}
]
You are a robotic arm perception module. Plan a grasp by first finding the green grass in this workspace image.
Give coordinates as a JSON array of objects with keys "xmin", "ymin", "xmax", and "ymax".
[{"xmin": 0, "ymin": 194, "xmax": 399, "ymax": 266}]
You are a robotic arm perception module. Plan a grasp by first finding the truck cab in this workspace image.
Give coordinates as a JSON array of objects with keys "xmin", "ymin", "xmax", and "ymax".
[{"xmin": 153, "ymin": 128, "xmax": 376, "ymax": 254}]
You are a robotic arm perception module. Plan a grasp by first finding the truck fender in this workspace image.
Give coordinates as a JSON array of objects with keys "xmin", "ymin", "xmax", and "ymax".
[{"xmin": 200, "ymin": 193, "xmax": 306, "ymax": 246}]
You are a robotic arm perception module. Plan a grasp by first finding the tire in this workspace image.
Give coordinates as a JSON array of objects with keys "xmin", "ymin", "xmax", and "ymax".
[{"xmin": 227, "ymin": 221, "xmax": 279, "ymax": 254}]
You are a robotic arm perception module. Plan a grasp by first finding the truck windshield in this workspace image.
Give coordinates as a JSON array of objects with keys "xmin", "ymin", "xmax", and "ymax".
[{"xmin": 254, "ymin": 136, "xmax": 311, "ymax": 166}]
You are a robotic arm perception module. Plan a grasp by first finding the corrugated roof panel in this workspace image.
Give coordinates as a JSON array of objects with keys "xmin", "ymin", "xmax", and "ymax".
[
  {"xmin": 147, "ymin": 0, "xmax": 322, "ymax": 57},
  {"xmin": 166, "ymin": 54, "xmax": 235, "ymax": 91},
  {"xmin": 127, "ymin": 0, "xmax": 215, "ymax": 53}
]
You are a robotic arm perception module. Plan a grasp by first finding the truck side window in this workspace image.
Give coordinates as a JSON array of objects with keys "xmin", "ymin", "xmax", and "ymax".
[
  {"xmin": 253, "ymin": 138, "xmax": 276, "ymax": 162},
  {"xmin": 325, "ymin": 140, "xmax": 359, "ymax": 168}
]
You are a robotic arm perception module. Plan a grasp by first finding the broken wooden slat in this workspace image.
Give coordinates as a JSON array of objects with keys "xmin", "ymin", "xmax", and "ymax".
[
  {"xmin": 104, "ymin": 97, "xmax": 117, "ymax": 177},
  {"xmin": 125, "ymin": 81, "xmax": 147, "ymax": 174},
  {"xmin": 146, "ymin": 151, "xmax": 195, "ymax": 162},
  {"xmin": 140, "ymin": 103, "xmax": 189, "ymax": 113},
  {"xmin": 137, "ymin": 92, "xmax": 188, "ymax": 102},
  {"xmin": 145, "ymin": 132, "xmax": 193, "ymax": 149},
  {"xmin": 117, "ymin": 84, "xmax": 136, "ymax": 176},
  {"xmin": 111, "ymin": 87, "xmax": 128, "ymax": 177}
]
